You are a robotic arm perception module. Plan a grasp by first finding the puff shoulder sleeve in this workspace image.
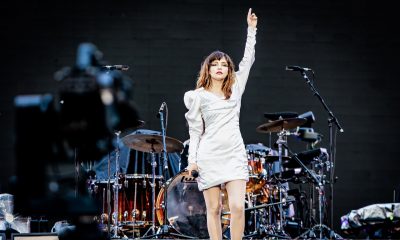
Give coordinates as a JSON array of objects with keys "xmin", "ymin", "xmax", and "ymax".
[{"xmin": 184, "ymin": 90, "xmax": 203, "ymax": 164}]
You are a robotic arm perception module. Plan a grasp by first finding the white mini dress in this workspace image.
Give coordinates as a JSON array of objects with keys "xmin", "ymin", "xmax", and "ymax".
[{"xmin": 184, "ymin": 27, "xmax": 256, "ymax": 191}]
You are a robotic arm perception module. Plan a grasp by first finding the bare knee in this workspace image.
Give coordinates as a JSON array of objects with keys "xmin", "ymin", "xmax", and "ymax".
[
  {"xmin": 229, "ymin": 201, "xmax": 244, "ymax": 216},
  {"xmin": 207, "ymin": 203, "xmax": 221, "ymax": 216}
]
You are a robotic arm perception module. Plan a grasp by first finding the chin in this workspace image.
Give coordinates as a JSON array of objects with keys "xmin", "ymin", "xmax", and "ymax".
[{"xmin": 212, "ymin": 76, "xmax": 227, "ymax": 81}]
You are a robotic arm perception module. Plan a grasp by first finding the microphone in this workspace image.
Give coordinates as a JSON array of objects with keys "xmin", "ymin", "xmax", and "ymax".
[
  {"xmin": 191, "ymin": 170, "xmax": 199, "ymax": 178},
  {"xmin": 156, "ymin": 102, "xmax": 166, "ymax": 118},
  {"xmin": 101, "ymin": 65, "xmax": 129, "ymax": 71},
  {"xmin": 285, "ymin": 65, "xmax": 312, "ymax": 72}
]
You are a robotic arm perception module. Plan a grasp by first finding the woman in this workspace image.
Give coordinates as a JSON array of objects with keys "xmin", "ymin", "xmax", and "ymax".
[{"xmin": 184, "ymin": 8, "xmax": 258, "ymax": 240}]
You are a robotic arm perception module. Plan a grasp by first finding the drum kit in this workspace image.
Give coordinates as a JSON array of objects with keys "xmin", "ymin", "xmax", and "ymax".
[{"xmin": 87, "ymin": 111, "xmax": 337, "ymax": 239}]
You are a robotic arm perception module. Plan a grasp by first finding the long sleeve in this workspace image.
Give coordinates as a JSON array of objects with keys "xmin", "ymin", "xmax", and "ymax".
[
  {"xmin": 184, "ymin": 90, "xmax": 203, "ymax": 164},
  {"xmin": 235, "ymin": 26, "xmax": 257, "ymax": 96}
]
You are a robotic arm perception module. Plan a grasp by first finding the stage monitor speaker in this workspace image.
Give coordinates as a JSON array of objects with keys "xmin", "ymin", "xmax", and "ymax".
[{"xmin": 11, "ymin": 233, "xmax": 58, "ymax": 240}]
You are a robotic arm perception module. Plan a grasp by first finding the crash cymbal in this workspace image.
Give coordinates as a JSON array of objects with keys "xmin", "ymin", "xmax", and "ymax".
[
  {"xmin": 256, "ymin": 118, "xmax": 307, "ymax": 133},
  {"xmin": 122, "ymin": 133, "xmax": 183, "ymax": 153}
]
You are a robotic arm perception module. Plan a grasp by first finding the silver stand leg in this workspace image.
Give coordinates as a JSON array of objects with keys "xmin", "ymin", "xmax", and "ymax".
[
  {"xmin": 112, "ymin": 131, "xmax": 121, "ymax": 238},
  {"xmin": 150, "ymin": 151, "xmax": 157, "ymax": 235},
  {"xmin": 141, "ymin": 151, "xmax": 157, "ymax": 237},
  {"xmin": 276, "ymin": 130, "xmax": 289, "ymax": 237}
]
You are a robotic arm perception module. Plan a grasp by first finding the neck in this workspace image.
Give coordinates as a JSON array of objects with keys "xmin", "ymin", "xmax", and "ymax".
[{"xmin": 210, "ymin": 79, "xmax": 223, "ymax": 90}]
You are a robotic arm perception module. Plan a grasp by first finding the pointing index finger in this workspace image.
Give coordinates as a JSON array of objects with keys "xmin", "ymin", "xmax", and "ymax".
[{"xmin": 248, "ymin": 8, "xmax": 252, "ymax": 18}]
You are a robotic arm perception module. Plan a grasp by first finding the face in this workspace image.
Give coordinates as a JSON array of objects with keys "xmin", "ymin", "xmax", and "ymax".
[{"xmin": 209, "ymin": 57, "xmax": 229, "ymax": 82}]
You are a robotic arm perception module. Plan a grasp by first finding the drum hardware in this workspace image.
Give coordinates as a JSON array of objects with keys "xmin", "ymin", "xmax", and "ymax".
[
  {"xmin": 279, "ymin": 144, "xmax": 342, "ymax": 239},
  {"xmin": 142, "ymin": 151, "xmax": 158, "ymax": 237},
  {"xmin": 112, "ymin": 131, "xmax": 122, "ymax": 238},
  {"xmin": 121, "ymin": 107, "xmax": 185, "ymax": 238},
  {"xmin": 270, "ymin": 129, "xmax": 291, "ymax": 238},
  {"xmin": 105, "ymin": 151, "xmax": 112, "ymax": 235},
  {"xmin": 255, "ymin": 116, "xmax": 308, "ymax": 238},
  {"xmin": 221, "ymin": 199, "xmax": 296, "ymax": 239},
  {"xmin": 256, "ymin": 117, "xmax": 307, "ymax": 134},
  {"xmin": 89, "ymin": 130, "xmax": 129, "ymax": 238},
  {"xmin": 245, "ymin": 142, "xmax": 296, "ymax": 238}
]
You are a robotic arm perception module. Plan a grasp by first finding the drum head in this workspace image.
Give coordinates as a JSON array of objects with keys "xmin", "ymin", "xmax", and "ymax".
[
  {"xmin": 166, "ymin": 171, "xmax": 208, "ymax": 237},
  {"xmin": 157, "ymin": 170, "xmax": 229, "ymax": 238}
]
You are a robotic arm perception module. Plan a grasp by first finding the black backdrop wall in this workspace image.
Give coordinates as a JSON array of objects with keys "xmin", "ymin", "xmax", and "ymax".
[{"xmin": 1, "ymin": 0, "xmax": 400, "ymax": 231}]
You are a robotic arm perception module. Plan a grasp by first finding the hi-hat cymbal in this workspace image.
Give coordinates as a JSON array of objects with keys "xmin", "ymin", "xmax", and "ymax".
[
  {"xmin": 122, "ymin": 133, "xmax": 183, "ymax": 153},
  {"xmin": 256, "ymin": 118, "xmax": 307, "ymax": 133}
]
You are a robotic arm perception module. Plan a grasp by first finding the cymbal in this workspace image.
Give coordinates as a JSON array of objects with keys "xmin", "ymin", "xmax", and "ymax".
[
  {"xmin": 122, "ymin": 133, "xmax": 183, "ymax": 153},
  {"xmin": 264, "ymin": 112, "xmax": 298, "ymax": 120},
  {"xmin": 256, "ymin": 118, "xmax": 307, "ymax": 133}
]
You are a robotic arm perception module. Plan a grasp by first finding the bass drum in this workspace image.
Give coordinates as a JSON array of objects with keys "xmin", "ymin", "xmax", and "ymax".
[{"xmin": 155, "ymin": 170, "xmax": 229, "ymax": 238}]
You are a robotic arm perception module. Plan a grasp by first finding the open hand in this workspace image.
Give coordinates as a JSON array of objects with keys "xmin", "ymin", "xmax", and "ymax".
[{"xmin": 247, "ymin": 8, "xmax": 258, "ymax": 28}]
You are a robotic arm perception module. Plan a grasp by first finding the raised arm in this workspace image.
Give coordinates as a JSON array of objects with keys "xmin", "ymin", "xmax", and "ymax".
[
  {"xmin": 236, "ymin": 8, "xmax": 258, "ymax": 95},
  {"xmin": 247, "ymin": 8, "xmax": 258, "ymax": 28}
]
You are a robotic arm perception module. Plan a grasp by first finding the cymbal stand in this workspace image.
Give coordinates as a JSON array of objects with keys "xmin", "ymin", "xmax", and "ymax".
[
  {"xmin": 141, "ymin": 147, "xmax": 158, "ymax": 237},
  {"xmin": 274, "ymin": 129, "xmax": 291, "ymax": 238},
  {"xmin": 106, "ymin": 152, "xmax": 112, "ymax": 236},
  {"xmin": 280, "ymin": 143, "xmax": 342, "ymax": 239},
  {"xmin": 111, "ymin": 131, "xmax": 121, "ymax": 238}
]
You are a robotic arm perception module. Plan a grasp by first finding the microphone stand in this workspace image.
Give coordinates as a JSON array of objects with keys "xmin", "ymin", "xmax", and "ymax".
[
  {"xmin": 141, "ymin": 103, "xmax": 191, "ymax": 239},
  {"xmin": 299, "ymin": 70, "xmax": 344, "ymax": 229}
]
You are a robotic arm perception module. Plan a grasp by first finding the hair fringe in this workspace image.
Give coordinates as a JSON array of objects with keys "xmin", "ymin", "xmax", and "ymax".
[{"xmin": 196, "ymin": 51, "xmax": 236, "ymax": 99}]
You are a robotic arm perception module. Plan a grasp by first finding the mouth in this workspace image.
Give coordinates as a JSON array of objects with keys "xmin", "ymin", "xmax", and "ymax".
[{"xmin": 216, "ymin": 71, "xmax": 223, "ymax": 74}]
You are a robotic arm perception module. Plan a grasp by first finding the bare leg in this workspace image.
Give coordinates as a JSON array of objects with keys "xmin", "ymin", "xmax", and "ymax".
[
  {"xmin": 225, "ymin": 180, "xmax": 246, "ymax": 240},
  {"xmin": 203, "ymin": 186, "xmax": 222, "ymax": 240}
]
